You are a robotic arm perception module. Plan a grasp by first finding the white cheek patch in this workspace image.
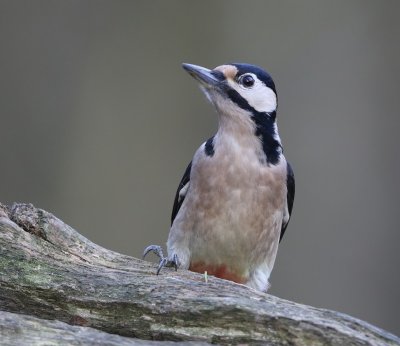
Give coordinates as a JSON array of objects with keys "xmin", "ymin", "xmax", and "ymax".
[{"xmin": 227, "ymin": 77, "xmax": 277, "ymax": 113}]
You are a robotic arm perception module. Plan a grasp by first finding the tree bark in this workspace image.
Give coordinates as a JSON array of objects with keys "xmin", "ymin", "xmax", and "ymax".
[
  {"xmin": 0, "ymin": 202, "xmax": 398, "ymax": 345},
  {"xmin": 0, "ymin": 310, "xmax": 204, "ymax": 345}
]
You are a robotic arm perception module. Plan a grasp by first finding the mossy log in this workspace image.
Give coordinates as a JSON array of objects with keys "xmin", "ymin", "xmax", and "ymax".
[{"xmin": 0, "ymin": 203, "xmax": 399, "ymax": 345}]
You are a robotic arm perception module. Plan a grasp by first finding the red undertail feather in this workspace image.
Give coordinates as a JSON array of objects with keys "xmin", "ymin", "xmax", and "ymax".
[{"xmin": 189, "ymin": 262, "xmax": 246, "ymax": 284}]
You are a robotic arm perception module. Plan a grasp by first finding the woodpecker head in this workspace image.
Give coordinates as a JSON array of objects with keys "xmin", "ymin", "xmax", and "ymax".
[
  {"xmin": 182, "ymin": 63, "xmax": 277, "ymax": 120},
  {"xmin": 182, "ymin": 63, "xmax": 282, "ymax": 165}
]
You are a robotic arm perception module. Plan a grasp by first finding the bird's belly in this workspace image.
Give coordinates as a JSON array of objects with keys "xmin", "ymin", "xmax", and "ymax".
[{"xmin": 187, "ymin": 184, "xmax": 284, "ymax": 281}]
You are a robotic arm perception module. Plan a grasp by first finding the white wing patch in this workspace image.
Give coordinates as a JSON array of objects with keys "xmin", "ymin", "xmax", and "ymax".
[{"xmin": 178, "ymin": 182, "xmax": 190, "ymax": 202}]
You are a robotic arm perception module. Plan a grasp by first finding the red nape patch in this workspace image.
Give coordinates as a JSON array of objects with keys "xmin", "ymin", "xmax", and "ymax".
[{"xmin": 189, "ymin": 262, "xmax": 245, "ymax": 284}]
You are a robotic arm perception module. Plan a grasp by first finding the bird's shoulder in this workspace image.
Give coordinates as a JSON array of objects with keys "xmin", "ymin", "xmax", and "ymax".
[
  {"xmin": 170, "ymin": 136, "xmax": 215, "ymax": 225},
  {"xmin": 280, "ymin": 160, "xmax": 295, "ymax": 242},
  {"xmin": 171, "ymin": 161, "xmax": 192, "ymax": 226}
]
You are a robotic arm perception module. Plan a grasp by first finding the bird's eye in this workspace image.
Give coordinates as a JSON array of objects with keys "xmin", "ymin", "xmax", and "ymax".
[{"xmin": 238, "ymin": 74, "xmax": 255, "ymax": 88}]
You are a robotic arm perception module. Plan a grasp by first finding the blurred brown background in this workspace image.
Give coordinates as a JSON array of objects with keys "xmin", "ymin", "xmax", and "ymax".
[{"xmin": 1, "ymin": 0, "xmax": 399, "ymax": 336}]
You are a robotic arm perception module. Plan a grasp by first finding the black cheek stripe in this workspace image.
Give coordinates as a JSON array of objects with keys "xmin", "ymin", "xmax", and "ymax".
[{"xmin": 226, "ymin": 88, "xmax": 281, "ymax": 165}]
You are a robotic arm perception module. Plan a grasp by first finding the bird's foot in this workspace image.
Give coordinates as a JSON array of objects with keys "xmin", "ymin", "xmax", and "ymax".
[{"xmin": 142, "ymin": 245, "xmax": 179, "ymax": 275}]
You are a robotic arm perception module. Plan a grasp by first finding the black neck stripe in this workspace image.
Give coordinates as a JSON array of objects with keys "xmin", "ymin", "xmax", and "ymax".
[
  {"xmin": 204, "ymin": 136, "xmax": 215, "ymax": 157},
  {"xmin": 226, "ymin": 88, "xmax": 281, "ymax": 165}
]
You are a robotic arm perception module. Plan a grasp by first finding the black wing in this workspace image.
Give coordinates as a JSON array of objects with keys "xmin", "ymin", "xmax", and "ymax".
[
  {"xmin": 280, "ymin": 161, "xmax": 295, "ymax": 242},
  {"xmin": 171, "ymin": 161, "xmax": 192, "ymax": 225}
]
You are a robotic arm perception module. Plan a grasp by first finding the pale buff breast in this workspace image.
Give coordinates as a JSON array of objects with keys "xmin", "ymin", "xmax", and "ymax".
[{"xmin": 170, "ymin": 131, "xmax": 288, "ymax": 284}]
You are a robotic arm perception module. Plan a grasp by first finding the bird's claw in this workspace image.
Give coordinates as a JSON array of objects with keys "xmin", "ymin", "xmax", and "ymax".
[
  {"xmin": 142, "ymin": 245, "xmax": 179, "ymax": 275},
  {"xmin": 143, "ymin": 245, "xmax": 165, "ymax": 260}
]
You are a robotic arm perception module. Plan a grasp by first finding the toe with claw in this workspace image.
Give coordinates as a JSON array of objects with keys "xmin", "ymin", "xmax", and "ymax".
[{"xmin": 142, "ymin": 245, "xmax": 180, "ymax": 274}]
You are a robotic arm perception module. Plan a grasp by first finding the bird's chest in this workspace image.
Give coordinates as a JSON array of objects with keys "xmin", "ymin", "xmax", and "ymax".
[
  {"xmin": 191, "ymin": 142, "xmax": 286, "ymax": 215},
  {"xmin": 184, "ymin": 145, "xmax": 286, "ymax": 277},
  {"xmin": 188, "ymin": 141, "xmax": 287, "ymax": 242}
]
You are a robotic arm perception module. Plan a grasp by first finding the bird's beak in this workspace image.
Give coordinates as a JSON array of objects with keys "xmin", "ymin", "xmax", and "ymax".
[{"xmin": 182, "ymin": 63, "xmax": 224, "ymax": 89}]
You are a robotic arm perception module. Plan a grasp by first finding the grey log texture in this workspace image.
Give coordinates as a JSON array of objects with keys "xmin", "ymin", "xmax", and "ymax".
[{"xmin": 0, "ymin": 202, "xmax": 399, "ymax": 345}]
